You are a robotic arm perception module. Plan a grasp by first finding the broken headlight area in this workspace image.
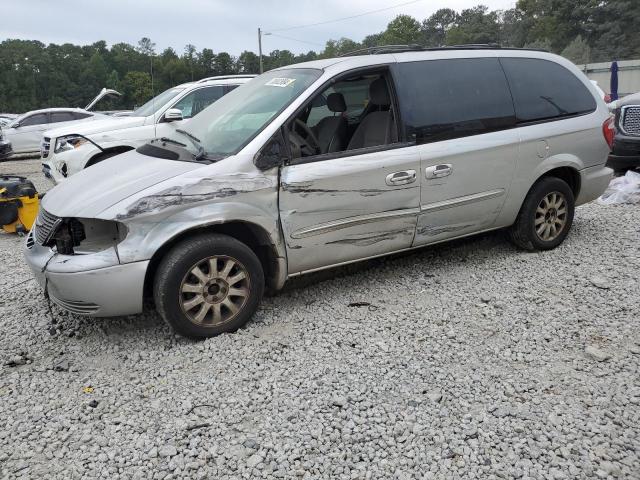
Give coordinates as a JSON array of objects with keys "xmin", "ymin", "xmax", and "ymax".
[
  {"xmin": 54, "ymin": 135, "xmax": 90, "ymax": 154},
  {"xmin": 45, "ymin": 218, "xmax": 127, "ymax": 255}
]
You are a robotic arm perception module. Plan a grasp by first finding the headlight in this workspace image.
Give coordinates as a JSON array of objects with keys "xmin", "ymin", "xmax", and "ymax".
[
  {"xmin": 46, "ymin": 218, "xmax": 127, "ymax": 255},
  {"xmin": 54, "ymin": 135, "xmax": 89, "ymax": 154}
]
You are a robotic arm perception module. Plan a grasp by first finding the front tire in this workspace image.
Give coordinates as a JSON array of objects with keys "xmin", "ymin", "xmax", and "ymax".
[
  {"xmin": 153, "ymin": 234, "xmax": 264, "ymax": 339},
  {"xmin": 509, "ymin": 177, "xmax": 575, "ymax": 251}
]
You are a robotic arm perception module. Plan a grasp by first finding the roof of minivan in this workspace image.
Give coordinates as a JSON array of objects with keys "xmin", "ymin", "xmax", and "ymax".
[{"xmin": 277, "ymin": 48, "xmax": 564, "ymax": 73}]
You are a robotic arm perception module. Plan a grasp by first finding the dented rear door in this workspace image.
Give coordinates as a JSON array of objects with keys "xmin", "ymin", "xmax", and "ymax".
[{"xmin": 280, "ymin": 145, "xmax": 421, "ymax": 274}]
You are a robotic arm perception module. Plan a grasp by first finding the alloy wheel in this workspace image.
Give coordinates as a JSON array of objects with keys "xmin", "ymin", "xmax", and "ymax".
[
  {"xmin": 535, "ymin": 191, "xmax": 567, "ymax": 242},
  {"xmin": 179, "ymin": 256, "xmax": 251, "ymax": 326}
]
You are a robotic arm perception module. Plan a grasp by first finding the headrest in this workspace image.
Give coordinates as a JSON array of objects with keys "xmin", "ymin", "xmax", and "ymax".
[
  {"xmin": 369, "ymin": 78, "xmax": 390, "ymax": 106},
  {"xmin": 326, "ymin": 92, "xmax": 347, "ymax": 113}
]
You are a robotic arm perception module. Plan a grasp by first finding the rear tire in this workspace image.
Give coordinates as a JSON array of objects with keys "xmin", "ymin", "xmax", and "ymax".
[
  {"xmin": 509, "ymin": 177, "xmax": 575, "ymax": 251},
  {"xmin": 153, "ymin": 234, "xmax": 264, "ymax": 339}
]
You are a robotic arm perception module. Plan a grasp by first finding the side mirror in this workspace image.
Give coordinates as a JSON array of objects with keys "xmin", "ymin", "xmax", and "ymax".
[
  {"xmin": 163, "ymin": 108, "xmax": 183, "ymax": 122},
  {"xmin": 254, "ymin": 130, "xmax": 288, "ymax": 170}
]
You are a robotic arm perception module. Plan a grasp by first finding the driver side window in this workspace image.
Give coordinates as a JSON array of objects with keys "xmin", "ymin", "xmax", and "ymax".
[
  {"xmin": 287, "ymin": 71, "xmax": 399, "ymax": 161},
  {"xmin": 172, "ymin": 86, "xmax": 224, "ymax": 119}
]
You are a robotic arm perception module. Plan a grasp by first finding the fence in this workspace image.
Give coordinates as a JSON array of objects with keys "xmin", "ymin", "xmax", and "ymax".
[{"xmin": 577, "ymin": 59, "xmax": 640, "ymax": 97}]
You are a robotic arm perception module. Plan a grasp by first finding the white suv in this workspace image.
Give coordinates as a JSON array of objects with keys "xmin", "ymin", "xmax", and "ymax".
[{"xmin": 41, "ymin": 75, "xmax": 254, "ymax": 183}]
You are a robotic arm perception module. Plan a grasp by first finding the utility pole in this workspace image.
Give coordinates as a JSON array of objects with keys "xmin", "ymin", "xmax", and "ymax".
[{"xmin": 258, "ymin": 28, "xmax": 264, "ymax": 74}]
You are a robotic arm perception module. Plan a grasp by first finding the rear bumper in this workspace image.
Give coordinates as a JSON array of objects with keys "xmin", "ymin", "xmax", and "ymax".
[
  {"xmin": 576, "ymin": 164, "xmax": 613, "ymax": 206},
  {"xmin": 24, "ymin": 238, "xmax": 149, "ymax": 317},
  {"xmin": 606, "ymin": 154, "xmax": 640, "ymax": 172}
]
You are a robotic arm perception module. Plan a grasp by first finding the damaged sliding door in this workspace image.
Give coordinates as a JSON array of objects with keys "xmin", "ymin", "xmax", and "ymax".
[{"xmin": 279, "ymin": 145, "xmax": 421, "ymax": 274}]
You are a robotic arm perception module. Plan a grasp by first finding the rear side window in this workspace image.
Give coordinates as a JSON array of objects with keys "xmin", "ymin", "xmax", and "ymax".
[
  {"xmin": 393, "ymin": 58, "xmax": 516, "ymax": 144},
  {"xmin": 72, "ymin": 112, "xmax": 92, "ymax": 120},
  {"xmin": 500, "ymin": 58, "xmax": 596, "ymax": 123},
  {"xmin": 50, "ymin": 112, "xmax": 76, "ymax": 123}
]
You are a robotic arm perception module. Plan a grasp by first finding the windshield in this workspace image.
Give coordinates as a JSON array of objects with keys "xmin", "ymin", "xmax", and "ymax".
[
  {"xmin": 182, "ymin": 69, "xmax": 322, "ymax": 156},
  {"xmin": 132, "ymin": 87, "xmax": 185, "ymax": 117}
]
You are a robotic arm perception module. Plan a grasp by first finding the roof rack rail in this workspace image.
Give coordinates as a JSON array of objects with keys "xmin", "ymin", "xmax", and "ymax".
[
  {"xmin": 340, "ymin": 43, "xmax": 547, "ymax": 57},
  {"xmin": 195, "ymin": 75, "xmax": 257, "ymax": 84}
]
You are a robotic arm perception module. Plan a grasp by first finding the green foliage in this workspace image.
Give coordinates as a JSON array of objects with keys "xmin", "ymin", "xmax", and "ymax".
[
  {"xmin": 122, "ymin": 71, "xmax": 152, "ymax": 108},
  {"xmin": 0, "ymin": 1, "xmax": 637, "ymax": 113},
  {"xmin": 561, "ymin": 35, "xmax": 592, "ymax": 64}
]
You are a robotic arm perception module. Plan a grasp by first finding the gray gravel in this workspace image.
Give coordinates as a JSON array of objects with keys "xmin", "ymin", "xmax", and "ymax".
[{"xmin": 1, "ymin": 159, "xmax": 639, "ymax": 479}]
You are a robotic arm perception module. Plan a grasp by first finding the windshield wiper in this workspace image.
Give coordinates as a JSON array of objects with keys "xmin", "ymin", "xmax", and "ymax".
[
  {"xmin": 175, "ymin": 128, "xmax": 214, "ymax": 162},
  {"xmin": 175, "ymin": 128, "xmax": 201, "ymax": 145},
  {"xmin": 159, "ymin": 137, "xmax": 187, "ymax": 147}
]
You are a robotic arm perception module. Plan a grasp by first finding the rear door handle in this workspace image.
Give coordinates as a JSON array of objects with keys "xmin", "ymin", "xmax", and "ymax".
[
  {"xmin": 425, "ymin": 164, "xmax": 452, "ymax": 179},
  {"xmin": 386, "ymin": 170, "xmax": 417, "ymax": 186}
]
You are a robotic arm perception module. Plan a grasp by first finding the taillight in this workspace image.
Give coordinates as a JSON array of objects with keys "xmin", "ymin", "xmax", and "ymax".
[{"xmin": 602, "ymin": 116, "xmax": 615, "ymax": 150}]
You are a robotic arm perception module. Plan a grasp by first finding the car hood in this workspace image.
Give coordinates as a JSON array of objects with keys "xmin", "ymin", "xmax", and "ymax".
[
  {"xmin": 41, "ymin": 150, "xmax": 204, "ymax": 218},
  {"xmin": 618, "ymin": 92, "xmax": 640, "ymax": 108},
  {"xmin": 44, "ymin": 116, "xmax": 146, "ymax": 140}
]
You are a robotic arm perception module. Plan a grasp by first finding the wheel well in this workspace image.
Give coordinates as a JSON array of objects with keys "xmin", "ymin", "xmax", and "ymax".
[
  {"xmin": 143, "ymin": 222, "xmax": 282, "ymax": 298},
  {"xmin": 540, "ymin": 167, "xmax": 580, "ymax": 197},
  {"xmin": 86, "ymin": 146, "xmax": 134, "ymax": 167}
]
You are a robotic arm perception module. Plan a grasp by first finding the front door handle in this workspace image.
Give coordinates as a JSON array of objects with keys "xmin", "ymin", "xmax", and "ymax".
[
  {"xmin": 425, "ymin": 164, "xmax": 452, "ymax": 179},
  {"xmin": 386, "ymin": 170, "xmax": 416, "ymax": 186}
]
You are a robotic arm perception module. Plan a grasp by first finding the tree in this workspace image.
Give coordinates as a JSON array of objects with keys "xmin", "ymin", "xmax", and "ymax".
[
  {"xmin": 446, "ymin": 6, "xmax": 500, "ymax": 45},
  {"xmin": 122, "ymin": 71, "xmax": 152, "ymax": 108},
  {"xmin": 381, "ymin": 15, "xmax": 423, "ymax": 45},
  {"xmin": 561, "ymin": 35, "xmax": 591, "ymax": 64},
  {"xmin": 237, "ymin": 51, "xmax": 260, "ymax": 73},
  {"xmin": 421, "ymin": 8, "xmax": 458, "ymax": 46},
  {"xmin": 137, "ymin": 37, "xmax": 156, "ymax": 56}
]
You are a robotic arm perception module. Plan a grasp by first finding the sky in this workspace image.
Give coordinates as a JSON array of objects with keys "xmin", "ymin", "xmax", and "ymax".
[{"xmin": 3, "ymin": 0, "xmax": 517, "ymax": 55}]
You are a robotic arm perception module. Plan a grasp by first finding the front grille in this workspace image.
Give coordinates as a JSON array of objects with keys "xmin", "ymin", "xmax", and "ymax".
[
  {"xmin": 34, "ymin": 208, "xmax": 60, "ymax": 245},
  {"xmin": 621, "ymin": 106, "xmax": 640, "ymax": 136},
  {"xmin": 41, "ymin": 137, "xmax": 51, "ymax": 158}
]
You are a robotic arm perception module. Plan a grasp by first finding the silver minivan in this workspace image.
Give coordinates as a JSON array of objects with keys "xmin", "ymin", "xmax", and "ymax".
[{"xmin": 24, "ymin": 46, "xmax": 612, "ymax": 338}]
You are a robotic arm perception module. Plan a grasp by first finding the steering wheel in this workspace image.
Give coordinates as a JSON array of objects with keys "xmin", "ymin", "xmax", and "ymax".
[{"xmin": 291, "ymin": 118, "xmax": 321, "ymax": 157}]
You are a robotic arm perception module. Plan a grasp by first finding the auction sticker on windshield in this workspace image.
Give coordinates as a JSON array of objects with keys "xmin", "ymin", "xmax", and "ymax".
[{"xmin": 265, "ymin": 77, "xmax": 296, "ymax": 88}]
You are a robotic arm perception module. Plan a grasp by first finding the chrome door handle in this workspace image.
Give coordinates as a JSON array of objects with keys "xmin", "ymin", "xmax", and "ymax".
[
  {"xmin": 386, "ymin": 170, "xmax": 417, "ymax": 186},
  {"xmin": 425, "ymin": 164, "xmax": 452, "ymax": 179}
]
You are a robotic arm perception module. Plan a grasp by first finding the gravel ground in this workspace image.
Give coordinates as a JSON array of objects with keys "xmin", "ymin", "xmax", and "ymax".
[{"xmin": 1, "ymin": 159, "xmax": 639, "ymax": 479}]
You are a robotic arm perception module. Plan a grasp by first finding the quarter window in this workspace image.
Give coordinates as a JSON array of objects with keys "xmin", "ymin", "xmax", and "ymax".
[
  {"xmin": 393, "ymin": 58, "xmax": 516, "ymax": 144},
  {"xmin": 500, "ymin": 58, "xmax": 596, "ymax": 123}
]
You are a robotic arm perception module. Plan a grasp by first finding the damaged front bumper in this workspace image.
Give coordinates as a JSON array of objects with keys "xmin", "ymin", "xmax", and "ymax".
[{"xmin": 23, "ymin": 231, "xmax": 148, "ymax": 317}]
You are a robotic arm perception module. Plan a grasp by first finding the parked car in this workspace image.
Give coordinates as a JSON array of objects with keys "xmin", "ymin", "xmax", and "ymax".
[
  {"xmin": 25, "ymin": 46, "xmax": 612, "ymax": 338},
  {"xmin": 0, "ymin": 114, "xmax": 18, "ymax": 127},
  {"xmin": 1, "ymin": 108, "xmax": 112, "ymax": 157},
  {"xmin": 0, "ymin": 88, "xmax": 124, "ymax": 158},
  {"xmin": 41, "ymin": 75, "xmax": 255, "ymax": 183},
  {"xmin": 606, "ymin": 91, "xmax": 640, "ymax": 173}
]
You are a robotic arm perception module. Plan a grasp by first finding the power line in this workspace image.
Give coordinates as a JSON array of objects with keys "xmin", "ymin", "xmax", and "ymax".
[
  {"xmin": 267, "ymin": 0, "xmax": 425, "ymax": 33},
  {"xmin": 266, "ymin": 32, "xmax": 325, "ymax": 48}
]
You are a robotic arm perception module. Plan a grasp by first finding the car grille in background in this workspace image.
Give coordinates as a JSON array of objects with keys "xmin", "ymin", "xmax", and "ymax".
[
  {"xmin": 41, "ymin": 137, "xmax": 51, "ymax": 158},
  {"xmin": 34, "ymin": 208, "xmax": 60, "ymax": 245},
  {"xmin": 621, "ymin": 106, "xmax": 640, "ymax": 136}
]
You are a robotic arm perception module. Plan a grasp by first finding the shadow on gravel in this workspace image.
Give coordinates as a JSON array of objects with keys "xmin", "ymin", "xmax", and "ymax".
[{"xmin": 37, "ymin": 213, "xmax": 598, "ymax": 341}]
